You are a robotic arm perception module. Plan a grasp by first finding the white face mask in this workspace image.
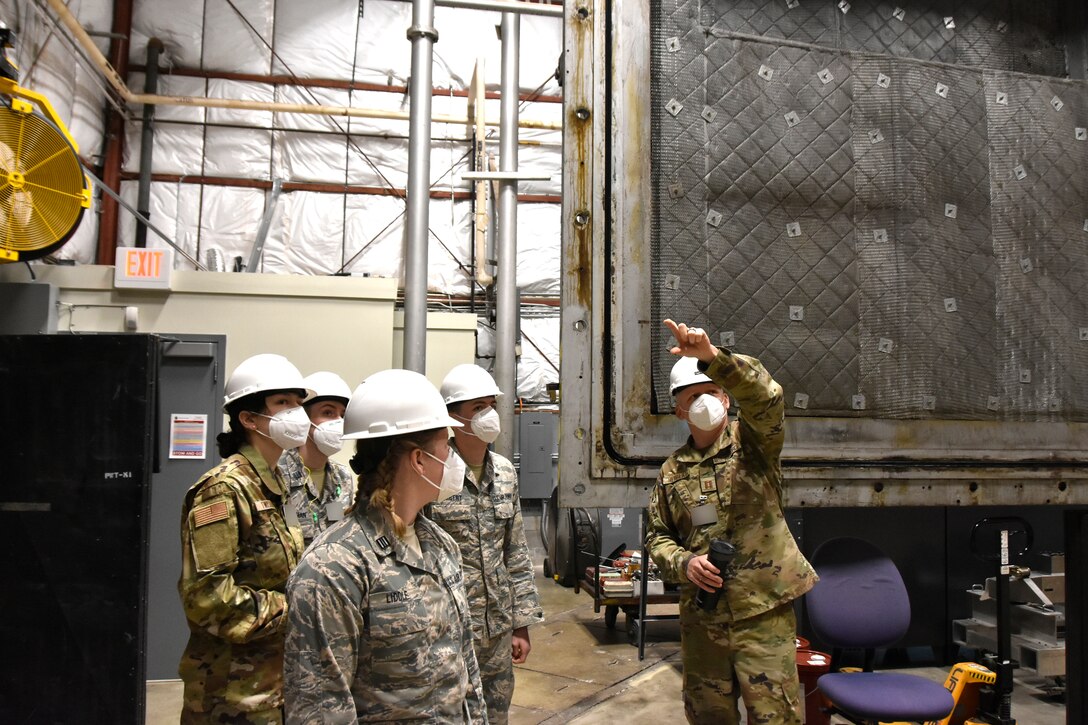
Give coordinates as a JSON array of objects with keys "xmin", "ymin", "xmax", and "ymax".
[
  {"xmin": 686, "ymin": 393, "xmax": 726, "ymax": 431},
  {"xmin": 420, "ymin": 448, "xmax": 467, "ymax": 502},
  {"xmin": 256, "ymin": 406, "xmax": 311, "ymax": 449},
  {"xmin": 311, "ymin": 418, "xmax": 344, "ymax": 456},
  {"xmin": 465, "ymin": 407, "xmax": 501, "ymax": 444}
]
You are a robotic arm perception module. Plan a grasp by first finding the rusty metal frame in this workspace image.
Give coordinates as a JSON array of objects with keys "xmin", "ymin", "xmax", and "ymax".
[{"xmin": 560, "ymin": 0, "xmax": 1088, "ymax": 508}]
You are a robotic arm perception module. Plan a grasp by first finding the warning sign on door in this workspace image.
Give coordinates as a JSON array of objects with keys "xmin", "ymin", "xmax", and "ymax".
[{"xmin": 170, "ymin": 414, "xmax": 207, "ymax": 459}]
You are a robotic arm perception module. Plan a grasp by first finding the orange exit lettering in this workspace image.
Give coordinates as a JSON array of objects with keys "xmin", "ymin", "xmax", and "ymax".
[{"xmin": 126, "ymin": 249, "xmax": 164, "ymax": 278}]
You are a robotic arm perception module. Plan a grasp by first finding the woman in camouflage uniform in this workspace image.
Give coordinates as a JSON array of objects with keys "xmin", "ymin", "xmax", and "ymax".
[
  {"xmin": 178, "ymin": 354, "xmax": 309, "ymax": 724},
  {"xmin": 284, "ymin": 369, "xmax": 488, "ymax": 724}
]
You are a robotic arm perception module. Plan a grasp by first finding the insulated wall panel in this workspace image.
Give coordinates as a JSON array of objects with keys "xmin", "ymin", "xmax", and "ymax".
[{"xmin": 650, "ymin": 0, "xmax": 1088, "ymax": 420}]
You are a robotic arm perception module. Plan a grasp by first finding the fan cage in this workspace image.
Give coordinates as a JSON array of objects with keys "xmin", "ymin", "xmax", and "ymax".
[{"xmin": 0, "ymin": 102, "xmax": 87, "ymax": 260}]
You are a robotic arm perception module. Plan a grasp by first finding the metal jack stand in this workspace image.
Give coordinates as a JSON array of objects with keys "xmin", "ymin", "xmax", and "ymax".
[{"xmin": 968, "ymin": 516, "xmax": 1033, "ymax": 725}]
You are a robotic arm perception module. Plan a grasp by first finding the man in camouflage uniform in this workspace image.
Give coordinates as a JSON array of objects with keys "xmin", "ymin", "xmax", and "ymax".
[
  {"xmin": 429, "ymin": 364, "xmax": 545, "ymax": 725},
  {"xmin": 278, "ymin": 371, "xmax": 355, "ymax": 546},
  {"xmin": 647, "ymin": 320, "xmax": 818, "ymax": 725}
]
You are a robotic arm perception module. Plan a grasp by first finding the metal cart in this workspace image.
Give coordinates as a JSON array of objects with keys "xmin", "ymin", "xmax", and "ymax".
[{"xmin": 572, "ymin": 508, "xmax": 680, "ymax": 659}]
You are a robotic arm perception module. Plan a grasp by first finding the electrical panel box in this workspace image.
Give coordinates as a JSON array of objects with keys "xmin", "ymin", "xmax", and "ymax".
[
  {"xmin": 0, "ymin": 281, "xmax": 57, "ymax": 333},
  {"xmin": 517, "ymin": 411, "xmax": 556, "ymax": 499}
]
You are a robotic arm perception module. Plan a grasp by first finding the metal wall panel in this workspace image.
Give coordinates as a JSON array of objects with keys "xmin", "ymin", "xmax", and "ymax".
[{"xmin": 146, "ymin": 336, "xmax": 226, "ymax": 680}]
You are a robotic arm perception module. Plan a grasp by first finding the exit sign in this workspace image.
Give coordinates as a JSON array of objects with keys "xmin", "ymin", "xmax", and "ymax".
[{"xmin": 114, "ymin": 247, "xmax": 174, "ymax": 290}]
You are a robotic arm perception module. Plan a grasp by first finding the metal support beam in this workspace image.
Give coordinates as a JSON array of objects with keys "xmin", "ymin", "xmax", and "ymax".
[
  {"xmin": 246, "ymin": 179, "xmax": 284, "ymax": 273},
  {"xmin": 394, "ymin": 0, "xmax": 564, "ymax": 17},
  {"xmin": 403, "ymin": 0, "xmax": 439, "ymax": 373},
  {"xmin": 494, "ymin": 11, "xmax": 520, "ymax": 458}
]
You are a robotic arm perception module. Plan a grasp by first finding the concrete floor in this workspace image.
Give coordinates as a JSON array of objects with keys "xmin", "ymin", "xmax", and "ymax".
[{"xmin": 148, "ymin": 569, "xmax": 1067, "ymax": 724}]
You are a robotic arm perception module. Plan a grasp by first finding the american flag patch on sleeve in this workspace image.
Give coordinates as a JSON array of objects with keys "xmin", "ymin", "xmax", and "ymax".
[{"xmin": 193, "ymin": 500, "xmax": 230, "ymax": 528}]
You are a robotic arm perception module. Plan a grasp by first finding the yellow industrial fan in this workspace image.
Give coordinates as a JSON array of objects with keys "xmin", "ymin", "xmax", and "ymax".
[{"xmin": 0, "ymin": 69, "xmax": 91, "ymax": 262}]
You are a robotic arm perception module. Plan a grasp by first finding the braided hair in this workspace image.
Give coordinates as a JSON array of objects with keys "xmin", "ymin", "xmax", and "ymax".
[{"xmin": 349, "ymin": 428, "xmax": 444, "ymax": 537}]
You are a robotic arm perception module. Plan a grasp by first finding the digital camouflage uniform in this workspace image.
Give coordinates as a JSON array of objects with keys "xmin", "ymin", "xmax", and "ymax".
[
  {"xmin": 278, "ymin": 447, "xmax": 356, "ymax": 546},
  {"xmin": 428, "ymin": 447, "xmax": 544, "ymax": 725},
  {"xmin": 178, "ymin": 443, "xmax": 306, "ymax": 724},
  {"xmin": 647, "ymin": 350, "xmax": 818, "ymax": 725},
  {"xmin": 283, "ymin": 503, "xmax": 488, "ymax": 724}
]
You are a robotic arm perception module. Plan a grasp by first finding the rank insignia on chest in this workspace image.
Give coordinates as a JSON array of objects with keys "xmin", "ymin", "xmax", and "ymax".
[
  {"xmin": 376, "ymin": 535, "xmax": 390, "ymax": 549},
  {"xmin": 700, "ymin": 474, "xmax": 716, "ymax": 494}
]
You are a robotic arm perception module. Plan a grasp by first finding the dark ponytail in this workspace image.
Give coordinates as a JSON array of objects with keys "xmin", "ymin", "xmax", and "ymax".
[
  {"xmin": 216, "ymin": 392, "xmax": 272, "ymax": 458},
  {"xmin": 215, "ymin": 414, "xmax": 248, "ymax": 458}
]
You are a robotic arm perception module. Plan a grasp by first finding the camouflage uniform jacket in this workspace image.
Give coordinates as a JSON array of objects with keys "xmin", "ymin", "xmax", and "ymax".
[
  {"xmin": 646, "ymin": 350, "xmax": 818, "ymax": 621},
  {"xmin": 178, "ymin": 443, "xmax": 306, "ymax": 714},
  {"xmin": 278, "ymin": 447, "xmax": 356, "ymax": 546},
  {"xmin": 429, "ymin": 445, "xmax": 544, "ymax": 640},
  {"xmin": 284, "ymin": 503, "xmax": 488, "ymax": 724}
]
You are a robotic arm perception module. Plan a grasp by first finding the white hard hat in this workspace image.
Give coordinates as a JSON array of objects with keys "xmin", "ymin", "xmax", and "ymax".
[
  {"xmin": 669, "ymin": 356, "xmax": 714, "ymax": 396},
  {"xmin": 302, "ymin": 371, "xmax": 352, "ymax": 405},
  {"xmin": 343, "ymin": 369, "xmax": 463, "ymax": 440},
  {"xmin": 223, "ymin": 353, "xmax": 311, "ymax": 408},
  {"xmin": 440, "ymin": 363, "xmax": 504, "ymax": 405}
]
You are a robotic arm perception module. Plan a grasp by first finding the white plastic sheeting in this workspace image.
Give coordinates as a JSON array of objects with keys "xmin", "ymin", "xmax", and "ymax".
[
  {"xmin": 130, "ymin": 0, "xmax": 203, "ymax": 68},
  {"xmin": 476, "ymin": 308, "xmax": 559, "ymax": 402},
  {"xmin": 202, "ymin": 0, "xmax": 274, "ymax": 74},
  {"xmin": 123, "ymin": 74, "xmax": 207, "ymax": 174},
  {"xmin": 9, "ymin": 0, "xmax": 563, "ymax": 398},
  {"xmin": 119, "ymin": 179, "xmax": 202, "ymax": 261}
]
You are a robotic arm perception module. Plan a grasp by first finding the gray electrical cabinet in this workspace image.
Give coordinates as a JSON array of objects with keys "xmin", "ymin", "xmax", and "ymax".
[
  {"xmin": 146, "ymin": 335, "xmax": 226, "ymax": 681},
  {"xmin": 0, "ymin": 281, "xmax": 58, "ymax": 333},
  {"xmin": 517, "ymin": 411, "xmax": 557, "ymax": 499}
]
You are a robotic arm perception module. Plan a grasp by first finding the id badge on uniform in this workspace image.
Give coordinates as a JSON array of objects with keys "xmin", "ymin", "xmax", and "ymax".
[
  {"xmin": 325, "ymin": 500, "xmax": 346, "ymax": 522},
  {"xmin": 691, "ymin": 503, "xmax": 718, "ymax": 527},
  {"xmin": 283, "ymin": 504, "xmax": 301, "ymax": 528}
]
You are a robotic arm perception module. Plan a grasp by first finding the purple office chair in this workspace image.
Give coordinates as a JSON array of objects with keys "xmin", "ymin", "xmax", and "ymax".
[{"xmin": 806, "ymin": 538, "xmax": 955, "ymax": 724}]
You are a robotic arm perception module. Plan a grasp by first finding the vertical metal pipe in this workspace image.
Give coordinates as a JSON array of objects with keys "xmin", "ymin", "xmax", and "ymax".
[
  {"xmin": 494, "ymin": 11, "xmax": 520, "ymax": 458},
  {"xmin": 402, "ymin": 0, "xmax": 438, "ymax": 374},
  {"xmin": 135, "ymin": 38, "xmax": 163, "ymax": 249}
]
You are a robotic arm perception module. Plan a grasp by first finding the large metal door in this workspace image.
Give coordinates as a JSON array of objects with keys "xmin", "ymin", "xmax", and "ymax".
[{"xmin": 560, "ymin": 0, "xmax": 1088, "ymax": 508}]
